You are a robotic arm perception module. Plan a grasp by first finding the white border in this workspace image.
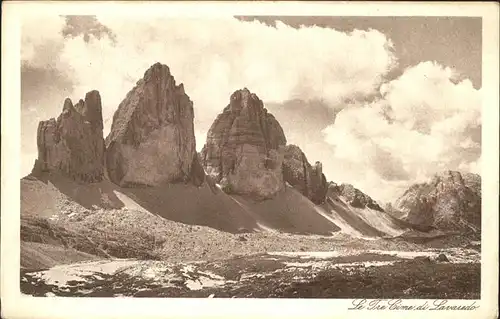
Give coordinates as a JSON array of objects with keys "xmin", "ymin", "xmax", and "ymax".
[{"xmin": 2, "ymin": 2, "xmax": 499, "ymax": 319}]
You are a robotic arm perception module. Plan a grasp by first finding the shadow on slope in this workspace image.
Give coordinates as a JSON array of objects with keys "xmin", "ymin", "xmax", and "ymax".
[
  {"xmin": 22, "ymin": 172, "xmax": 124, "ymax": 216},
  {"xmin": 231, "ymin": 186, "xmax": 341, "ymax": 236},
  {"xmin": 120, "ymin": 183, "xmax": 260, "ymax": 234},
  {"xmin": 21, "ymin": 173, "xmax": 344, "ymax": 235},
  {"xmin": 22, "ymin": 172, "xmax": 260, "ymax": 234},
  {"xmin": 21, "ymin": 242, "xmax": 100, "ymax": 270}
]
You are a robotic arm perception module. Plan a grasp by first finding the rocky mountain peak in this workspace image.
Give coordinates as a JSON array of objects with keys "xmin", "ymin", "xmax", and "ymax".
[
  {"xmin": 228, "ymin": 88, "xmax": 261, "ymax": 112},
  {"xmin": 282, "ymin": 144, "xmax": 328, "ymax": 204},
  {"xmin": 105, "ymin": 62, "xmax": 203, "ymax": 187},
  {"xmin": 462, "ymin": 172, "xmax": 481, "ymax": 195},
  {"xmin": 142, "ymin": 62, "xmax": 171, "ymax": 85},
  {"xmin": 62, "ymin": 98, "xmax": 73, "ymax": 111},
  {"xmin": 328, "ymin": 182, "xmax": 384, "ymax": 211},
  {"xmin": 430, "ymin": 170, "xmax": 465, "ymax": 188},
  {"xmin": 394, "ymin": 170, "xmax": 481, "ymax": 233},
  {"xmin": 73, "ymin": 90, "xmax": 104, "ymax": 130},
  {"xmin": 32, "ymin": 91, "xmax": 105, "ymax": 183},
  {"xmin": 201, "ymin": 88, "xmax": 287, "ymax": 199}
]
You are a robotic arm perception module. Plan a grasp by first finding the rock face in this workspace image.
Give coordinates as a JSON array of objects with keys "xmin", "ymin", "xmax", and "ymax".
[
  {"xmin": 32, "ymin": 91, "xmax": 105, "ymax": 183},
  {"xmin": 201, "ymin": 88, "xmax": 287, "ymax": 199},
  {"xmin": 462, "ymin": 172, "xmax": 481, "ymax": 197},
  {"xmin": 328, "ymin": 183, "xmax": 384, "ymax": 211},
  {"xmin": 394, "ymin": 171, "xmax": 481, "ymax": 232},
  {"xmin": 282, "ymin": 145, "xmax": 328, "ymax": 204},
  {"xmin": 105, "ymin": 63, "xmax": 203, "ymax": 187}
]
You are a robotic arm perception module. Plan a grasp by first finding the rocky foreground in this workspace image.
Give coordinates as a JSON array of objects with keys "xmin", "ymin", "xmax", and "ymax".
[
  {"xmin": 21, "ymin": 206, "xmax": 480, "ymax": 299},
  {"xmin": 22, "ymin": 247, "xmax": 480, "ymax": 299}
]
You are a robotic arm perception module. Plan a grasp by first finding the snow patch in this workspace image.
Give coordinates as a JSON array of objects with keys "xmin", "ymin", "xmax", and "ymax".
[
  {"xmin": 240, "ymin": 273, "xmax": 266, "ymax": 280},
  {"xmin": 335, "ymin": 261, "xmax": 396, "ymax": 268},
  {"xmin": 26, "ymin": 260, "xmax": 138, "ymax": 287},
  {"xmin": 197, "ymin": 270, "xmax": 224, "ymax": 280},
  {"xmin": 284, "ymin": 261, "xmax": 331, "ymax": 269},
  {"xmin": 180, "ymin": 264, "xmax": 228, "ymax": 291},
  {"xmin": 185, "ymin": 275, "xmax": 226, "ymax": 291},
  {"xmin": 181, "ymin": 264, "xmax": 196, "ymax": 274},
  {"xmin": 268, "ymin": 251, "xmax": 350, "ymax": 259},
  {"xmin": 113, "ymin": 190, "xmax": 150, "ymax": 213},
  {"xmin": 285, "ymin": 262, "xmax": 311, "ymax": 267},
  {"xmin": 367, "ymin": 250, "xmax": 437, "ymax": 259},
  {"xmin": 367, "ymin": 249, "xmax": 480, "ymax": 263}
]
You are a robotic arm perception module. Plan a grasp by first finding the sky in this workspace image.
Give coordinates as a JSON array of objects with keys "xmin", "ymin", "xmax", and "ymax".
[{"xmin": 21, "ymin": 15, "xmax": 482, "ymax": 204}]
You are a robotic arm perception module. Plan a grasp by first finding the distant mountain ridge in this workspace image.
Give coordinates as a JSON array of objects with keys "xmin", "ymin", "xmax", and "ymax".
[{"xmin": 393, "ymin": 170, "xmax": 481, "ymax": 235}]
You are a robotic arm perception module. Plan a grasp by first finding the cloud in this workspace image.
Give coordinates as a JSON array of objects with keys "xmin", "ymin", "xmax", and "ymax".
[
  {"xmin": 323, "ymin": 61, "xmax": 481, "ymax": 202},
  {"xmin": 62, "ymin": 16, "xmax": 117, "ymax": 43},
  {"xmin": 21, "ymin": 15, "xmax": 397, "ymax": 177}
]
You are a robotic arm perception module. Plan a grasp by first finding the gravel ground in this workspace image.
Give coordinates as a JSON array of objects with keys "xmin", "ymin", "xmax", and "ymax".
[
  {"xmin": 21, "ymin": 250, "xmax": 480, "ymax": 299},
  {"xmin": 20, "ymin": 197, "xmax": 481, "ymax": 299}
]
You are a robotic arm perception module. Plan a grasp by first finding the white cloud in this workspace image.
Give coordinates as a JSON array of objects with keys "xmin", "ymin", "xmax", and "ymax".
[
  {"xmin": 23, "ymin": 16, "xmax": 398, "ymax": 124},
  {"xmin": 323, "ymin": 61, "xmax": 481, "ymax": 202}
]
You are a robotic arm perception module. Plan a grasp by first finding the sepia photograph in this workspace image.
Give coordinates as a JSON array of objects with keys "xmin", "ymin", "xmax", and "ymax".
[{"xmin": 2, "ymin": 1, "xmax": 499, "ymax": 319}]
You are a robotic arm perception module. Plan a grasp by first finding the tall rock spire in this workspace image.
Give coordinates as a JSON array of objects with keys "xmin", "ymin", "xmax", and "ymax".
[
  {"xmin": 201, "ymin": 88, "xmax": 287, "ymax": 199},
  {"xmin": 105, "ymin": 62, "xmax": 203, "ymax": 187},
  {"xmin": 32, "ymin": 90, "xmax": 105, "ymax": 183},
  {"xmin": 282, "ymin": 144, "xmax": 328, "ymax": 204}
]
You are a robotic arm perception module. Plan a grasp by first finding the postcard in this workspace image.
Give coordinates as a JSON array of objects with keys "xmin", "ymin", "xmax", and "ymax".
[{"xmin": 1, "ymin": 1, "xmax": 498, "ymax": 318}]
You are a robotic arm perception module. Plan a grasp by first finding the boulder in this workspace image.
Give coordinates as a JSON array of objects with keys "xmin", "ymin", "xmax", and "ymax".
[
  {"xmin": 32, "ymin": 90, "xmax": 105, "ymax": 183},
  {"xmin": 105, "ymin": 63, "xmax": 203, "ymax": 187},
  {"xmin": 435, "ymin": 253, "xmax": 449, "ymax": 262},
  {"xmin": 282, "ymin": 144, "xmax": 328, "ymax": 204},
  {"xmin": 201, "ymin": 88, "xmax": 287, "ymax": 199},
  {"xmin": 413, "ymin": 256, "xmax": 432, "ymax": 264}
]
